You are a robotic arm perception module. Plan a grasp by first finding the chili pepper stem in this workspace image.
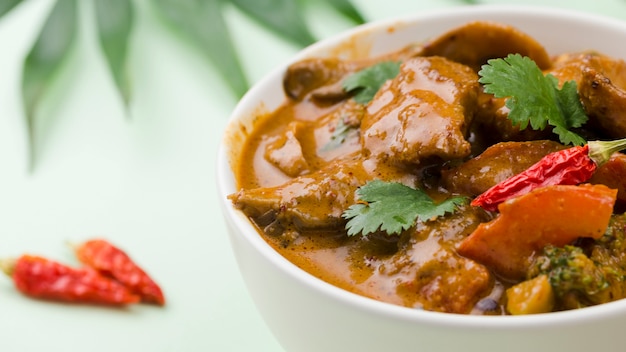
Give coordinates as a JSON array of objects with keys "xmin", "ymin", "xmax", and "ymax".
[
  {"xmin": 588, "ymin": 137, "xmax": 626, "ymax": 166},
  {"xmin": 0, "ymin": 258, "xmax": 16, "ymax": 277}
]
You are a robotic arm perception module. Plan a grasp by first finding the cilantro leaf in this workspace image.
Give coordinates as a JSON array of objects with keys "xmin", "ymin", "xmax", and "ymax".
[
  {"xmin": 478, "ymin": 54, "xmax": 587, "ymax": 146},
  {"xmin": 319, "ymin": 102, "xmax": 364, "ymax": 152},
  {"xmin": 342, "ymin": 61, "xmax": 401, "ymax": 104},
  {"xmin": 553, "ymin": 80, "xmax": 589, "ymax": 145},
  {"xmin": 319, "ymin": 117, "xmax": 356, "ymax": 152},
  {"xmin": 342, "ymin": 180, "xmax": 467, "ymax": 237}
]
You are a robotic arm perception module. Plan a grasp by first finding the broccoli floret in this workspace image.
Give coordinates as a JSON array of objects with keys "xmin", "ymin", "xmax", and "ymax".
[
  {"xmin": 525, "ymin": 214, "xmax": 626, "ymax": 310},
  {"xmin": 594, "ymin": 213, "xmax": 626, "ymax": 258},
  {"xmin": 528, "ymin": 245, "xmax": 608, "ymax": 308}
]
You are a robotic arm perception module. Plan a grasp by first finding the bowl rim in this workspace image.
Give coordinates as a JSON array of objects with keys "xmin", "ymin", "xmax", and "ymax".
[{"xmin": 217, "ymin": 3, "xmax": 626, "ymax": 328}]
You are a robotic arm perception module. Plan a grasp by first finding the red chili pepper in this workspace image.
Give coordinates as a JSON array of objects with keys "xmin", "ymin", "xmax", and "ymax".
[
  {"xmin": 0, "ymin": 255, "xmax": 140, "ymax": 305},
  {"xmin": 75, "ymin": 239, "xmax": 165, "ymax": 306},
  {"xmin": 471, "ymin": 138, "xmax": 626, "ymax": 212}
]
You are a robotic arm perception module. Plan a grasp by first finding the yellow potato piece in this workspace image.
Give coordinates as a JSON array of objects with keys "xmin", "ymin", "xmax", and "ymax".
[{"xmin": 506, "ymin": 275, "xmax": 555, "ymax": 315}]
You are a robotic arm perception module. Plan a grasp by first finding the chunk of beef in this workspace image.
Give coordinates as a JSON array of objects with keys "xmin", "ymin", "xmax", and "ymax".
[
  {"xmin": 590, "ymin": 152, "xmax": 626, "ymax": 204},
  {"xmin": 385, "ymin": 207, "xmax": 493, "ymax": 313},
  {"xmin": 229, "ymin": 153, "xmax": 418, "ymax": 233},
  {"xmin": 283, "ymin": 58, "xmax": 357, "ymax": 102},
  {"xmin": 361, "ymin": 56, "xmax": 479, "ymax": 165},
  {"xmin": 441, "ymin": 140, "xmax": 566, "ymax": 196},
  {"xmin": 473, "ymin": 91, "xmax": 552, "ymax": 143},
  {"xmin": 262, "ymin": 99, "xmax": 365, "ymax": 179},
  {"xmin": 578, "ymin": 68, "xmax": 626, "ymax": 138},
  {"xmin": 396, "ymin": 255, "xmax": 492, "ymax": 313},
  {"xmin": 283, "ymin": 45, "xmax": 422, "ymax": 102},
  {"xmin": 420, "ymin": 21, "xmax": 552, "ymax": 72},
  {"xmin": 264, "ymin": 122, "xmax": 310, "ymax": 177},
  {"xmin": 549, "ymin": 52, "xmax": 626, "ymax": 138},
  {"xmin": 550, "ymin": 51, "xmax": 626, "ymax": 88}
]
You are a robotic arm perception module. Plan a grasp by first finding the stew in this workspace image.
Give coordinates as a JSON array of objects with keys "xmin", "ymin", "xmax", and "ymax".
[{"xmin": 229, "ymin": 21, "xmax": 626, "ymax": 315}]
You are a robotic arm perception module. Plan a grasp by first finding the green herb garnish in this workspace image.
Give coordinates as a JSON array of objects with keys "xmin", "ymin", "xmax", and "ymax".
[
  {"xmin": 478, "ymin": 54, "xmax": 588, "ymax": 146},
  {"xmin": 320, "ymin": 118, "xmax": 356, "ymax": 152},
  {"xmin": 342, "ymin": 61, "xmax": 401, "ymax": 104},
  {"xmin": 342, "ymin": 180, "xmax": 467, "ymax": 237},
  {"xmin": 320, "ymin": 105, "xmax": 364, "ymax": 151}
]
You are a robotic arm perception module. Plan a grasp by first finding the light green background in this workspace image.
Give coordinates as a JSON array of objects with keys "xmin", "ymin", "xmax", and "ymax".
[{"xmin": 1, "ymin": 0, "xmax": 626, "ymax": 351}]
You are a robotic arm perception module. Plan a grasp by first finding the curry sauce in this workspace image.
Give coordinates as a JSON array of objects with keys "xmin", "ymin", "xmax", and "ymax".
[{"xmin": 229, "ymin": 21, "xmax": 626, "ymax": 315}]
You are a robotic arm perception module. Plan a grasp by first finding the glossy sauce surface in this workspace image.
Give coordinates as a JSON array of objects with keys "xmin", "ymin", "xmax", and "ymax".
[{"xmin": 230, "ymin": 21, "xmax": 626, "ymax": 314}]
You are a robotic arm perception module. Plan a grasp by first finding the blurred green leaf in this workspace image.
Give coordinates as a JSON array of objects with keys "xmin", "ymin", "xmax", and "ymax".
[
  {"xmin": 0, "ymin": 0, "xmax": 22, "ymax": 18},
  {"xmin": 94, "ymin": 0, "xmax": 134, "ymax": 109},
  {"xmin": 22, "ymin": 0, "xmax": 77, "ymax": 169},
  {"xmin": 6, "ymin": 0, "xmax": 366, "ymax": 169},
  {"xmin": 319, "ymin": 0, "xmax": 366, "ymax": 24},
  {"xmin": 152, "ymin": 0, "xmax": 249, "ymax": 97},
  {"xmin": 230, "ymin": 0, "xmax": 316, "ymax": 46}
]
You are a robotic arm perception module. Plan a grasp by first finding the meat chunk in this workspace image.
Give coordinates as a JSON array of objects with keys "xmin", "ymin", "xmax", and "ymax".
[
  {"xmin": 361, "ymin": 56, "xmax": 479, "ymax": 165},
  {"xmin": 549, "ymin": 52, "xmax": 626, "ymax": 138},
  {"xmin": 385, "ymin": 207, "xmax": 493, "ymax": 313},
  {"xmin": 441, "ymin": 140, "xmax": 566, "ymax": 196},
  {"xmin": 578, "ymin": 68, "xmax": 626, "ymax": 138},
  {"xmin": 229, "ymin": 153, "xmax": 418, "ymax": 233},
  {"xmin": 469, "ymin": 52, "xmax": 622, "ymax": 144},
  {"xmin": 420, "ymin": 21, "xmax": 552, "ymax": 72},
  {"xmin": 550, "ymin": 51, "xmax": 626, "ymax": 88},
  {"xmin": 473, "ymin": 91, "xmax": 553, "ymax": 143},
  {"xmin": 283, "ymin": 45, "xmax": 422, "ymax": 102},
  {"xmin": 590, "ymin": 152, "xmax": 626, "ymax": 204},
  {"xmin": 259, "ymin": 98, "xmax": 364, "ymax": 181},
  {"xmin": 417, "ymin": 21, "xmax": 553, "ymax": 144},
  {"xmin": 283, "ymin": 58, "xmax": 357, "ymax": 102},
  {"xmin": 395, "ymin": 253, "xmax": 492, "ymax": 313},
  {"xmin": 230, "ymin": 155, "xmax": 362, "ymax": 232},
  {"xmin": 264, "ymin": 122, "xmax": 310, "ymax": 177}
]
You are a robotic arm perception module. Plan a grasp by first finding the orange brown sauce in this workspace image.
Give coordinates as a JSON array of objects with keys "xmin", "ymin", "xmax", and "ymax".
[{"xmin": 230, "ymin": 21, "xmax": 626, "ymax": 314}]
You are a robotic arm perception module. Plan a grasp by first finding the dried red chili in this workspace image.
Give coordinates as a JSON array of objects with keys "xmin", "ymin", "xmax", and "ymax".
[
  {"xmin": 0, "ymin": 255, "xmax": 140, "ymax": 305},
  {"xmin": 471, "ymin": 138, "xmax": 626, "ymax": 212},
  {"xmin": 75, "ymin": 239, "xmax": 165, "ymax": 306}
]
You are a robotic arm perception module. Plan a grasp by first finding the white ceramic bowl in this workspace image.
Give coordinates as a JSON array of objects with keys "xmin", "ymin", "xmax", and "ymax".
[{"xmin": 217, "ymin": 5, "xmax": 626, "ymax": 352}]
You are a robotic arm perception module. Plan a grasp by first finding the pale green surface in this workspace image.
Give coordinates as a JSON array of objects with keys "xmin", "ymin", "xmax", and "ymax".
[{"xmin": 1, "ymin": 0, "xmax": 626, "ymax": 351}]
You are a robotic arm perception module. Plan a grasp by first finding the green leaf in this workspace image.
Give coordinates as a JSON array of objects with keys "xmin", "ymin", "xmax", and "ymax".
[
  {"xmin": 230, "ymin": 0, "xmax": 316, "ymax": 46},
  {"xmin": 319, "ymin": 116, "xmax": 358, "ymax": 152},
  {"xmin": 318, "ymin": 0, "xmax": 366, "ymax": 24},
  {"xmin": 555, "ymin": 79, "xmax": 589, "ymax": 131},
  {"xmin": 94, "ymin": 0, "xmax": 134, "ymax": 109},
  {"xmin": 478, "ymin": 54, "xmax": 587, "ymax": 145},
  {"xmin": 342, "ymin": 180, "xmax": 467, "ymax": 237},
  {"xmin": 0, "ymin": 0, "xmax": 22, "ymax": 18},
  {"xmin": 319, "ymin": 101, "xmax": 364, "ymax": 152},
  {"xmin": 152, "ymin": 0, "xmax": 249, "ymax": 97},
  {"xmin": 342, "ymin": 61, "xmax": 401, "ymax": 104},
  {"xmin": 22, "ymin": 0, "xmax": 78, "ymax": 169}
]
